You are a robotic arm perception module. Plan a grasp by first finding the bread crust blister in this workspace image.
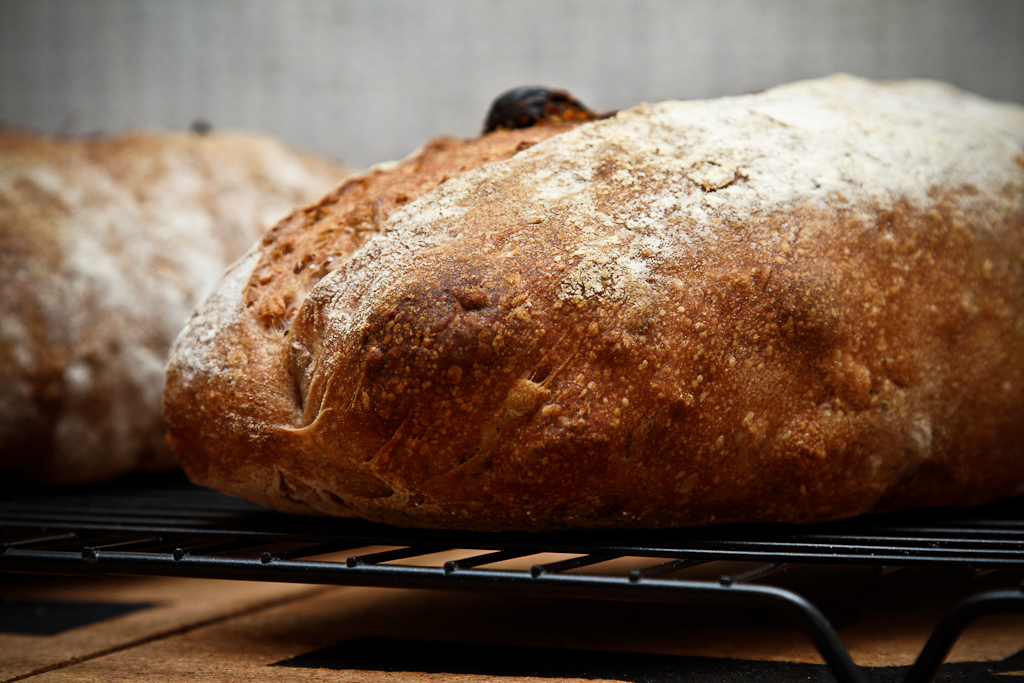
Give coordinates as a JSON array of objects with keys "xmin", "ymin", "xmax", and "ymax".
[{"xmin": 164, "ymin": 75, "xmax": 1024, "ymax": 531}]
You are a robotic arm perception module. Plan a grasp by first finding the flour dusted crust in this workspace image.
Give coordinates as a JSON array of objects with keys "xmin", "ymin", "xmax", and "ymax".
[
  {"xmin": 0, "ymin": 128, "xmax": 348, "ymax": 484},
  {"xmin": 164, "ymin": 76, "xmax": 1024, "ymax": 530}
]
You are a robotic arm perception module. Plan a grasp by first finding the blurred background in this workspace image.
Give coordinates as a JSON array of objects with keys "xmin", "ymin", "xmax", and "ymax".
[{"xmin": 1, "ymin": 0, "xmax": 1022, "ymax": 170}]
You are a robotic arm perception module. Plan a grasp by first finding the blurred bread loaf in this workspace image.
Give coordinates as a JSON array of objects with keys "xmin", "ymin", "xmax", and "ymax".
[
  {"xmin": 0, "ymin": 127, "xmax": 348, "ymax": 484},
  {"xmin": 164, "ymin": 76, "xmax": 1024, "ymax": 531}
]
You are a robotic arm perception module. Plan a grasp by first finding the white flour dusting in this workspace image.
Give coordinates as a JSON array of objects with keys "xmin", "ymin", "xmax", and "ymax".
[
  {"xmin": 1, "ymin": 129, "xmax": 348, "ymax": 482},
  {"xmin": 302, "ymin": 74, "xmax": 1024, "ymax": 343}
]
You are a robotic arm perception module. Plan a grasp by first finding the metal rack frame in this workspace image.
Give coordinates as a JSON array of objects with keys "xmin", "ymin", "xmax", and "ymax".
[{"xmin": 2, "ymin": 475, "xmax": 1024, "ymax": 683}]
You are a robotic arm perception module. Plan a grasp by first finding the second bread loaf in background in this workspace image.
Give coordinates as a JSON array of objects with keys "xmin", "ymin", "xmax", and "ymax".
[{"xmin": 0, "ymin": 128, "xmax": 349, "ymax": 484}]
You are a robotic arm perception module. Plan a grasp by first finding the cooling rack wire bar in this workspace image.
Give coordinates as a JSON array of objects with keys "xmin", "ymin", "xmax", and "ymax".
[{"xmin": 3, "ymin": 474, "xmax": 1024, "ymax": 683}]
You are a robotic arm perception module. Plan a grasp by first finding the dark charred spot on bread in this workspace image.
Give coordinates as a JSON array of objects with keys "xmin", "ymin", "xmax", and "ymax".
[{"xmin": 483, "ymin": 87, "xmax": 598, "ymax": 134}]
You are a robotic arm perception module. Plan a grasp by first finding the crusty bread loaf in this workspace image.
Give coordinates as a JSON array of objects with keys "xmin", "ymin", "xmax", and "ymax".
[
  {"xmin": 0, "ymin": 128, "xmax": 348, "ymax": 484},
  {"xmin": 164, "ymin": 75, "xmax": 1024, "ymax": 531}
]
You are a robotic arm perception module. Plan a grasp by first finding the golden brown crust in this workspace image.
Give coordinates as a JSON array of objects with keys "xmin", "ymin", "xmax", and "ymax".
[
  {"xmin": 243, "ymin": 125, "xmax": 585, "ymax": 333},
  {"xmin": 164, "ymin": 76, "xmax": 1024, "ymax": 530}
]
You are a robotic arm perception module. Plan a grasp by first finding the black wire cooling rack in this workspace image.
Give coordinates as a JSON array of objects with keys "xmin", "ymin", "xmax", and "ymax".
[{"xmin": 2, "ymin": 473, "xmax": 1023, "ymax": 683}]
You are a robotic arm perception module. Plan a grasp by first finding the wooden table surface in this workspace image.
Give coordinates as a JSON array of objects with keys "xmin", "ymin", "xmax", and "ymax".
[{"xmin": 3, "ymin": 556, "xmax": 1023, "ymax": 682}]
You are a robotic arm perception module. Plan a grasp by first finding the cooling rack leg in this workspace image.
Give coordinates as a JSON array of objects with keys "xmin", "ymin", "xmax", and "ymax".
[
  {"xmin": 753, "ymin": 589, "xmax": 866, "ymax": 683},
  {"xmin": 902, "ymin": 589, "xmax": 1024, "ymax": 683},
  {"xmin": 580, "ymin": 578, "xmax": 868, "ymax": 683}
]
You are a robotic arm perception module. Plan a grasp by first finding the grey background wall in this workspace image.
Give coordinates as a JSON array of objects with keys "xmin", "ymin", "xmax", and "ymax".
[{"xmin": 1, "ymin": 0, "xmax": 1022, "ymax": 170}]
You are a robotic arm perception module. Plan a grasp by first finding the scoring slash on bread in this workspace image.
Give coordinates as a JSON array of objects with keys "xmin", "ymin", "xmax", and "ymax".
[
  {"xmin": 164, "ymin": 75, "xmax": 1024, "ymax": 531},
  {"xmin": 0, "ymin": 128, "xmax": 349, "ymax": 484}
]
